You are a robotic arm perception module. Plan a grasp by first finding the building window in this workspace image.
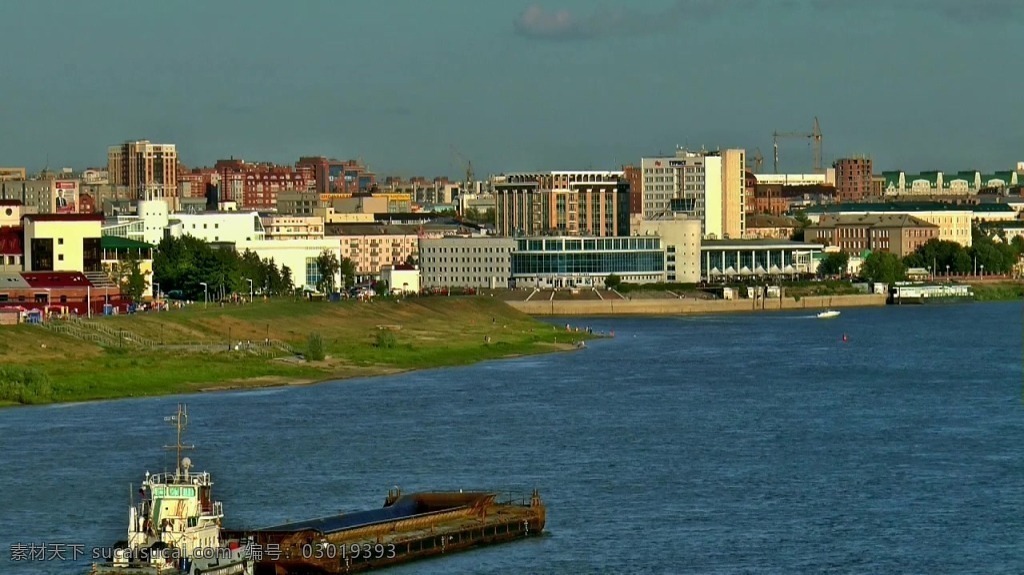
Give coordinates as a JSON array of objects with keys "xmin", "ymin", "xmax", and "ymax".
[
  {"xmin": 31, "ymin": 238, "xmax": 54, "ymax": 271},
  {"xmin": 305, "ymin": 257, "xmax": 322, "ymax": 291},
  {"xmin": 83, "ymin": 238, "xmax": 102, "ymax": 272}
]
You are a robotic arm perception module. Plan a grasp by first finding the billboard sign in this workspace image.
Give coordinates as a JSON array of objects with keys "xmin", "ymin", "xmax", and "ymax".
[{"xmin": 53, "ymin": 180, "xmax": 79, "ymax": 214}]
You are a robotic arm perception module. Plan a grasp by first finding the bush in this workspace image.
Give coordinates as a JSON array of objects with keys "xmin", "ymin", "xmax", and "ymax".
[
  {"xmin": 0, "ymin": 367, "xmax": 54, "ymax": 405},
  {"xmin": 374, "ymin": 331, "xmax": 397, "ymax": 349},
  {"xmin": 306, "ymin": 333, "xmax": 326, "ymax": 361}
]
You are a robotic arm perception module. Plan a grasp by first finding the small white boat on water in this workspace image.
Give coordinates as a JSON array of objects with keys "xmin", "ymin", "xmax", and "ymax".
[
  {"xmin": 817, "ymin": 309, "xmax": 841, "ymax": 319},
  {"xmin": 90, "ymin": 404, "xmax": 253, "ymax": 575}
]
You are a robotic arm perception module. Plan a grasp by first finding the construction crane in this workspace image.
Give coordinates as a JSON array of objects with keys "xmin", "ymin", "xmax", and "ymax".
[
  {"xmin": 747, "ymin": 148, "xmax": 764, "ymax": 173},
  {"xmin": 772, "ymin": 117, "xmax": 822, "ymax": 174},
  {"xmin": 449, "ymin": 145, "xmax": 475, "ymax": 192}
]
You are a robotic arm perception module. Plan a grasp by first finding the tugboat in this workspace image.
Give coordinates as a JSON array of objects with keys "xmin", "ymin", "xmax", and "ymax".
[{"xmin": 90, "ymin": 404, "xmax": 253, "ymax": 575}]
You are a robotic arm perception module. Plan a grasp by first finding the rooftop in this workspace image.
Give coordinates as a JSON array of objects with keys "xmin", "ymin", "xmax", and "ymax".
[
  {"xmin": 805, "ymin": 202, "xmax": 974, "ymax": 214},
  {"xmin": 702, "ymin": 239, "xmax": 824, "ymax": 249},
  {"xmin": 19, "ymin": 271, "xmax": 93, "ymax": 288},
  {"xmin": 100, "ymin": 235, "xmax": 155, "ymax": 250},
  {"xmin": 745, "ymin": 214, "xmax": 800, "ymax": 228},
  {"xmin": 23, "ymin": 213, "xmax": 105, "ymax": 222},
  {"xmin": 811, "ymin": 214, "xmax": 938, "ymax": 229}
]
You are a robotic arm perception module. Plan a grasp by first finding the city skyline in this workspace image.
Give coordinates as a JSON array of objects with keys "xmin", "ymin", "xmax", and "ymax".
[{"xmin": 1, "ymin": 0, "xmax": 1022, "ymax": 177}]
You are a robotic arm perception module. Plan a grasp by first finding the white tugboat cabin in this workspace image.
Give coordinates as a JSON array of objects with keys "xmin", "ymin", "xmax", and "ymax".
[{"xmin": 91, "ymin": 404, "xmax": 253, "ymax": 575}]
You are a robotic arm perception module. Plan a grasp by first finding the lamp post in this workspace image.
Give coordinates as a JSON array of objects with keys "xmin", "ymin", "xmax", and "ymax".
[
  {"xmin": 153, "ymin": 282, "xmax": 160, "ymax": 301},
  {"xmin": 243, "ymin": 278, "xmax": 253, "ymax": 303},
  {"xmin": 980, "ymin": 264, "xmax": 985, "ymax": 278},
  {"xmin": 945, "ymin": 264, "xmax": 950, "ymax": 280},
  {"xmin": 200, "ymin": 282, "xmax": 208, "ymax": 307}
]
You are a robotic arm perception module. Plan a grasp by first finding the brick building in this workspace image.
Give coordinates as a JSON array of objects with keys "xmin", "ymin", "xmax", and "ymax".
[{"xmin": 833, "ymin": 157, "xmax": 873, "ymax": 202}]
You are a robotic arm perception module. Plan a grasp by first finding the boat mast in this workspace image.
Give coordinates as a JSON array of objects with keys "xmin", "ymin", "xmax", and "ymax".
[{"xmin": 163, "ymin": 404, "xmax": 194, "ymax": 480}]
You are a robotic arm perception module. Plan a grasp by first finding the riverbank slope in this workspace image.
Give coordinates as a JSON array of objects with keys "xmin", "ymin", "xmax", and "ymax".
[{"xmin": 0, "ymin": 297, "xmax": 588, "ymax": 407}]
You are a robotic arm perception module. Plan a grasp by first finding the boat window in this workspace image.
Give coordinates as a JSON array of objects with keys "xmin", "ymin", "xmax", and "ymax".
[
  {"xmin": 153, "ymin": 488, "xmax": 165, "ymax": 497},
  {"xmin": 169, "ymin": 487, "xmax": 181, "ymax": 497},
  {"xmin": 183, "ymin": 487, "xmax": 195, "ymax": 497}
]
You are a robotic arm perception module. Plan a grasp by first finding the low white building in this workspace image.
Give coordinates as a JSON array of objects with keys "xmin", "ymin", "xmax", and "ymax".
[
  {"xmin": 239, "ymin": 238, "xmax": 342, "ymax": 292},
  {"xmin": 381, "ymin": 265, "xmax": 420, "ymax": 294},
  {"xmin": 167, "ymin": 210, "xmax": 265, "ymax": 244}
]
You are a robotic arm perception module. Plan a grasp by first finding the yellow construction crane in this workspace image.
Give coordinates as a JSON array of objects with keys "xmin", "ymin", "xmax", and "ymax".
[{"xmin": 772, "ymin": 117, "xmax": 822, "ymax": 174}]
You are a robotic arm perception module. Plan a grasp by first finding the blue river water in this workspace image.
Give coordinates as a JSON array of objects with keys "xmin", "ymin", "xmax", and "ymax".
[{"xmin": 1, "ymin": 301, "xmax": 1022, "ymax": 574}]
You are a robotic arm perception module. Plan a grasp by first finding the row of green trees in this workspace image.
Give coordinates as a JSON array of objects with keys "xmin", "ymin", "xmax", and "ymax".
[
  {"xmin": 152, "ymin": 236, "xmax": 358, "ymax": 301},
  {"xmin": 817, "ymin": 229, "xmax": 1024, "ymax": 284}
]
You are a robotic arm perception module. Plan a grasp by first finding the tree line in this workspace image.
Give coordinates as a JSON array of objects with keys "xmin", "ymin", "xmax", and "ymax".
[
  {"xmin": 817, "ymin": 228, "xmax": 1024, "ymax": 284},
  {"xmin": 152, "ymin": 235, "xmax": 357, "ymax": 301}
]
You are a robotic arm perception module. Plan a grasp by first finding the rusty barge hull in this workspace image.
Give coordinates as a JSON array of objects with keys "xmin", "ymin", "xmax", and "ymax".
[{"xmin": 225, "ymin": 490, "xmax": 545, "ymax": 575}]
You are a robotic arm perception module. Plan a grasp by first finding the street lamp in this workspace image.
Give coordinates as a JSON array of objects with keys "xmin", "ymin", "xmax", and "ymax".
[
  {"xmin": 153, "ymin": 282, "xmax": 160, "ymax": 300},
  {"xmin": 946, "ymin": 264, "xmax": 950, "ymax": 279},
  {"xmin": 980, "ymin": 264, "xmax": 985, "ymax": 277},
  {"xmin": 243, "ymin": 278, "xmax": 253, "ymax": 303},
  {"xmin": 199, "ymin": 282, "xmax": 208, "ymax": 307}
]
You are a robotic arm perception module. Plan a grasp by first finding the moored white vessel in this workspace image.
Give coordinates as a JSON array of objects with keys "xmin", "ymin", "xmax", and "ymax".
[{"xmin": 90, "ymin": 404, "xmax": 253, "ymax": 575}]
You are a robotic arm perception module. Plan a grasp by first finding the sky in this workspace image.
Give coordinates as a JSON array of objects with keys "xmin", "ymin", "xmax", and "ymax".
[{"xmin": 1, "ymin": 0, "xmax": 1022, "ymax": 178}]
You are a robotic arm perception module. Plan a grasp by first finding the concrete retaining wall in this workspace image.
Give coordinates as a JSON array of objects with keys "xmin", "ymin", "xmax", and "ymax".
[{"xmin": 505, "ymin": 293, "xmax": 888, "ymax": 316}]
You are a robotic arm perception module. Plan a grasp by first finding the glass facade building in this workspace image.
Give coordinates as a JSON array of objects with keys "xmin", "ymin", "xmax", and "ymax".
[{"xmin": 511, "ymin": 236, "xmax": 665, "ymax": 288}]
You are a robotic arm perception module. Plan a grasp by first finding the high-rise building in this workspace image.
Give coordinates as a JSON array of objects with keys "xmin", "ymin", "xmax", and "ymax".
[
  {"xmin": 493, "ymin": 171, "xmax": 631, "ymax": 237},
  {"xmin": 640, "ymin": 149, "xmax": 746, "ymax": 239},
  {"xmin": 833, "ymin": 157, "xmax": 873, "ymax": 202},
  {"xmin": 296, "ymin": 157, "xmax": 376, "ymax": 195},
  {"xmin": 623, "ymin": 165, "xmax": 643, "ymax": 215},
  {"xmin": 107, "ymin": 140, "xmax": 178, "ymax": 203}
]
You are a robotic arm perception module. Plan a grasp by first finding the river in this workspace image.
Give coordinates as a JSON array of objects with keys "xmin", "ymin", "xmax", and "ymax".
[{"xmin": 1, "ymin": 301, "xmax": 1022, "ymax": 574}]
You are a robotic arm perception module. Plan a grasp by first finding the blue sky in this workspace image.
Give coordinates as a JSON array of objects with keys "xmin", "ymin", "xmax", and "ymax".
[{"xmin": 1, "ymin": 0, "xmax": 1021, "ymax": 177}]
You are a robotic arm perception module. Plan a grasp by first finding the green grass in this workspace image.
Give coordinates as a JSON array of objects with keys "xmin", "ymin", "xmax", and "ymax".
[
  {"xmin": 0, "ymin": 296, "xmax": 592, "ymax": 407},
  {"xmin": 969, "ymin": 282, "xmax": 1024, "ymax": 302}
]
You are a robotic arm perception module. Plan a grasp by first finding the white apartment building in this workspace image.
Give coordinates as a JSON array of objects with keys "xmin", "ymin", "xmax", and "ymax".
[
  {"xmin": 418, "ymin": 237, "xmax": 516, "ymax": 289},
  {"xmin": 241, "ymin": 239, "xmax": 342, "ymax": 292},
  {"xmin": 641, "ymin": 149, "xmax": 746, "ymax": 240}
]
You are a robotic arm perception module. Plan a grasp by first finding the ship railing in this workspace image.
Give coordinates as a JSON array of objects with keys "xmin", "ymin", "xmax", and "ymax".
[
  {"xmin": 493, "ymin": 490, "xmax": 534, "ymax": 507},
  {"xmin": 147, "ymin": 471, "xmax": 212, "ymax": 486}
]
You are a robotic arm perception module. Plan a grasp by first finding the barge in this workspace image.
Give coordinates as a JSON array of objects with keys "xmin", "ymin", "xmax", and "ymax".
[
  {"xmin": 91, "ymin": 404, "xmax": 546, "ymax": 574},
  {"xmin": 226, "ymin": 488, "xmax": 546, "ymax": 574}
]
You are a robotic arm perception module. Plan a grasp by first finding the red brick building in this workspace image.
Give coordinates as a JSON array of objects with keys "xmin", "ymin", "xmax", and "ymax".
[
  {"xmin": 744, "ymin": 171, "xmax": 758, "ymax": 214},
  {"xmin": 623, "ymin": 165, "xmax": 642, "ymax": 215},
  {"xmin": 178, "ymin": 166, "xmax": 219, "ymax": 200},
  {"xmin": 0, "ymin": 271, "xmax": 124, "ymax": 316},
  {"xmin": 296, "ymin": 157, "xmax": 376, "ymax": 195},
  {"xmin": 834, "ymin": 157, "xmax": 873, "ymax": 202},
  {"xmin": 213, "ymin": 160, "xmax": 315, "ymax": 210}
]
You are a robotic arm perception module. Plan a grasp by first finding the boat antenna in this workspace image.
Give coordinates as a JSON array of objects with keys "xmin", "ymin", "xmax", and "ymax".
[{"xmin": 164, "ymin": 403, "xmax": 194, "ymax": 480}]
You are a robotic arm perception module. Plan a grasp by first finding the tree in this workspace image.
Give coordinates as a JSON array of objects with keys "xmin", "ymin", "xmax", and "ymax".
[
  {"xmin": 818, "ymin": 252, "xmax": 849, "ymax": 277},
  {"xmin": 861, "ymin": 251, "xmax": 906, "ymax": 284},
  {"xmin": 340, "ymin": 257, "xmax": 357, "ymax": 289},
  {"xmin": 789, "ymin": 211, "xmax": 810, "ymax": 242},
  {"xmin": 315, "ymin": 250, "xmax": 341, "ymax": 294},
  {"xmin": 113, "ymin": 251, "xmax": 150, "ymax": 304},
  {"xmin": 605, "ymin": 274, "xmax": 622, "ymax": 289},
  {"xmin": 281, "ymin": 265, "xmax": 294, "ymax": 293}
]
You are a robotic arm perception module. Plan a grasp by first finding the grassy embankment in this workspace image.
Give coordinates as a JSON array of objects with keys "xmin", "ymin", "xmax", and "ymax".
[
  {"xmin": 968, "ymin": 281, "xmax": 1024, "ymax": 302},
  {"xmin": 0, "ymin": 297, "xmax": 591, "ymax": 407}
]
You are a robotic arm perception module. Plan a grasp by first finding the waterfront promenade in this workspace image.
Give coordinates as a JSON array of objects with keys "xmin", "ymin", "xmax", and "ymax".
[{"xmin": 506, "ymin": 293, "xmax": 887, "ymax": 316}]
